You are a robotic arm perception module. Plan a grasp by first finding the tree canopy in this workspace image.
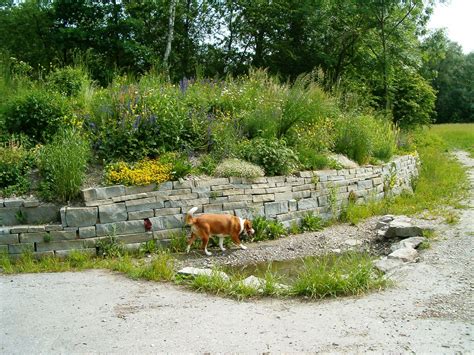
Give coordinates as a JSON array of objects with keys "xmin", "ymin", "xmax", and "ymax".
[{"xmin": 0, "ymin": 0, "xmax": 472, "ymax": 125}]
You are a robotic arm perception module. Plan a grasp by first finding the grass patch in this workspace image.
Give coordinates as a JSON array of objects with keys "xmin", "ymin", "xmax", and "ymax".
[
  {"xmin": 0, "ymin": 249, "xmax": 386, "ymax": 301},
  {"xmin": 291, "ymin": 252, "xmax": 386, "ymax": 299},
  {"xmin": 430, "ymin": 123, "xmax": 474, "ymax": 157},
  {"xmin": 342, "ymin": 128, "xmax": 469, "ymax": 224}
]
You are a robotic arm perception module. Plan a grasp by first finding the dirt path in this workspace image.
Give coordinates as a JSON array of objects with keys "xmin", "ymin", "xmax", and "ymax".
[{"xmin": 1, "ymin": 152, "xmax": 473, "ymax": 353}]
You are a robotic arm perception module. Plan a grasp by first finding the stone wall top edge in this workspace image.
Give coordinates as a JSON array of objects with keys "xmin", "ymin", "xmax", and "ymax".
[{"xmin": 75, "ymin": 154, "xmax": 417, "ymax": 198}]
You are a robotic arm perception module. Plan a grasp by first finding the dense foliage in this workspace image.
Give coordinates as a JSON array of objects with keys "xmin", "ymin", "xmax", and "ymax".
[{"xmin": 0, "ymin": 0, "xmax": 471, "ymax": 125}]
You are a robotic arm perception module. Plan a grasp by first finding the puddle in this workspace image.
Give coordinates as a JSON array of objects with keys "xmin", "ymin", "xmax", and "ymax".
[{"xmin": 229, "ymin": 258, "xmax": 307, "ymax": 282}]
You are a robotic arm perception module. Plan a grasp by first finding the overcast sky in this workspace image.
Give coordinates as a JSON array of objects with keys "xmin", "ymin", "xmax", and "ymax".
[{"xmin": 428, "ymin": 0, "xmax": 474, "ymax": 53}]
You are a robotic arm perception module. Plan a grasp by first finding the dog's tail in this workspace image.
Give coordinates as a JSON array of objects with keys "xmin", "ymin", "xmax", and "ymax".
[{"xmin": 185, "ymin": 206, "xmax": 198, "ymax": 225}]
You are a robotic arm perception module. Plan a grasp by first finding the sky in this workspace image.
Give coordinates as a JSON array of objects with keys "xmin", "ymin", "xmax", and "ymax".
[{"xmin": 428, "ymin": 0, "xmax": 474, "ymax": 53}]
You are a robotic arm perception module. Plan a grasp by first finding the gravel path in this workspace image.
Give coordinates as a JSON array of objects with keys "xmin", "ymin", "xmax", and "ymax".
[{"xmin": 1, "ymin": 151, "xmax": 473, "ymax": 353}]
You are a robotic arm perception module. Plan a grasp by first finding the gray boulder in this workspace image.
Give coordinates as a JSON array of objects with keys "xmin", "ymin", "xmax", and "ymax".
[
  {"xmin": 374, "ymin": 257, "xmax": 404, "ymax": 273},
  {"xmin": 390, "ymin": 236, "xmax": 426, "ymax": 252},
  {"xmin": 388, "ymin": 247, "xmax": 419, "ymax": 262}
]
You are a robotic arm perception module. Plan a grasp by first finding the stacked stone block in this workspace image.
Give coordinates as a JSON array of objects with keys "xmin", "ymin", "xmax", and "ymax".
[{"xmin": 0, "ymin": 154, "xmax": 419, "ymax": 257}]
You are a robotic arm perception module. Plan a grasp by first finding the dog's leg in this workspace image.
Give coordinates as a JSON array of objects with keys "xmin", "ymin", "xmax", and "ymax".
[
  {"xmin": 231, "ymin": 234, "xmax": 247, "ymax": 251},
  {"xmin": 201, "ymin": 235, "xmax": 212, "ymax": 256},
  {"xmin": 186, "ymin": 232, "xmax": 198, "ymax": 253},
  {"xmin": 219, "ymin": 237, "xmax": 226, "ymax": 252}
]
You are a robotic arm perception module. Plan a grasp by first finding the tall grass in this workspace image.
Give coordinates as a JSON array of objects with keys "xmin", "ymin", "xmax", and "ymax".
[{"xmin": 37, "ymin": 128, "xmax": 90, "ymax": 202}]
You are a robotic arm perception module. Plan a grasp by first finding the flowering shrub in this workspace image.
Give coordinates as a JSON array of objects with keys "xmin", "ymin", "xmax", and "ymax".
[
  {"xmin": 105, "ymin": 158, "xmax": 172, "ymax": 186},
  {"xmin": 214, "ymin": 158, "xmax": 264, "ymax": 178}
]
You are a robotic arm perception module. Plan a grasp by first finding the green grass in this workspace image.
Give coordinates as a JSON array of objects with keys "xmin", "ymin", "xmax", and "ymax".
[
  {"xmin": 291, "ymin": 252, "xmax": 386, "ymax": 298},
  {"xmin": 1, "ymin": 249, "xmax": 386, "ymax": 301},
  {"xmin": 342, "ymin": 127, "xmax": 470, "ymax": 224},
  {"xmin": 430, "ymin": 123, "xmax": 474, "ymax": 157}
]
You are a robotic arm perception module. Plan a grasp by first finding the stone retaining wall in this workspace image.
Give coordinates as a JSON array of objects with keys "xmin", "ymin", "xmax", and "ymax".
[{"xmin": 0, "ymin": 154, "xmax": 419, "ymax": 257}]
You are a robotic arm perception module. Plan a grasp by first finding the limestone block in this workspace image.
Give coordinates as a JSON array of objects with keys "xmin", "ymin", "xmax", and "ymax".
[
  {"xmin": 264, "ymin": 201, "xmax": 289, "ymax": 217},
  {"xmin": 165, "ymin": 197, "xmax": 209, "ymax": 208},
  {"xmin": 173, "ymin": 180, "xmax": 194, "ymax": 189},
  {"xmin": 19, "ymin": 232, "xmax": 48, "ymax": 243},
  {"xmin": 116, "ymin": 232, "xmax": 153, "ymax": 244},
  {"xmin": 49, "ymin": 230, "xmax": 77, "ymax": 241},
  {"xmin": 0, "ymin": 227, "xmax": 10, "ymax": 235},
  {"xmin": 203, "ymin": 204, "xmax": 223, "ymax": 213},
  {"xmin": 4, "ymin": 199, "xmax": 23, "ymax": 208},
  {"xmin": 357, "ymin": 180, "xmax": 374, "ymax": 189},
  {"xmin": 0, "ymin": 233, "xmax": 19, "ymax": 245},
  {"xmin": 227, "ymin": 195, "xmax": 252, "ymax": 202},
  {"xmin": 45, "ymin": 224, "xmax": 63, "ymax": 232},
  {"xmin": 28, "ymin": 226, "xmax": 45, "ymax": 233},
  {"xmin": 154, "ymin": 207, "xmax": 182, "ymax": 216},
  {"xmin": 128, "ymin": 210, "xmax": 154, "ymax": 220},
  {"xmin": 149, "ymin": 215, "xmax": 183, "ymax": 231},
  {"xmin": 10, "ymin": 226, "xmax": 28, "ymax": 233},
  {"xmin": 99, "ymin": 203, "xmax": 128, "ymax": 223},
  {"xmin": 252, "ymin": 194, "xmax": 274, "ymax": 203},
  {"xmin": 126, "ymin": 197, "xmax": 164, "ymax": 212},
  {"xmin": 222, "ymin": 201, "xmax": 248, "ymax": 211},
  {"xmin": 23, "ymin": 199, "xmax": 40, "ymax": 208},
  {"xmin": 94, "ymin": 185, "xmax": 126, "ymax": 200},
  {"xmin": 65, "ymin": 207, "xmax": 98, "ymax": 227},
  {"xmin": 297, "ymin": 198, "xmax": 319, "ymax": 210},
  {"xmin": 79, "ymin": 226, "xmax": 97, "ymax": 239},
  {"xmin": 274, "ymin": 192, "xmax": 294, "ymax": 201},
  {"xmin": 124, "ymin": 184, "xmax": 157, "ymax": 195},
  {"xmin": 36, "ymin": 239, "xmax": 94, "ymax": 253},
  {"xmin": 96, "ymin": 220, "xmax": 145, "ymax": 237},
  {"xmin": 8, "ymin": 243, "xmax": 34, "ymax": 254}
]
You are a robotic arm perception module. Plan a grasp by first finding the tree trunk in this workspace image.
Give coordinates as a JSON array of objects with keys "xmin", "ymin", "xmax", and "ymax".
[{"xmin": 163, "ymin": 0, "xmax": 178, "ymax": 77}]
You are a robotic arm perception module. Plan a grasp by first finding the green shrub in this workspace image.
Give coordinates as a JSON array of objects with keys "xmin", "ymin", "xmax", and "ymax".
[
  {"xmin": 96, "ymin": 235, "xmax": 125, "ymax": 258},
  {"xmin": 37, "ymin": 128, "xmax": 90, "ymax": 202},
  {"xmin": 214, "ymin": 158, "xmax": 264, "ymax": 178},
  {"xmin": 2, "ymin": 90, "xmax": 70, "ymax": 143},
  {"xmin": 296, "ymin": 146, "xmax": 331, "ymax": 170},
  {"xmin": 158, "ymin": 152, "xmax": 193, "ymax": 180},
  {"xmin": 0, "ymin": 141, "xmax": 32, "ymax": 197},
  {"xmin": 300, "ymin": 212, "xmax": 325, "ymax": 232},
  {"xmin": 196, "ymin": 154, "xmax": 219, "ymax": 175},
  {"xmin": 251, "ymin": 216, "xmax": 288, "ymax": 242},
  {"xmin": 46, "ymin": 66, "xmax": 88, "ymax": 97},
  {"xmin": 237, "ymin": 138, "xmax": 297, "ymax": 176}
]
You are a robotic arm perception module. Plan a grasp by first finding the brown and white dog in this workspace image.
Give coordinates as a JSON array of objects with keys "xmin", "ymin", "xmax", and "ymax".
[{"xmin": 185, "ymin": 207, "xmax": 255, "ymax": 256}]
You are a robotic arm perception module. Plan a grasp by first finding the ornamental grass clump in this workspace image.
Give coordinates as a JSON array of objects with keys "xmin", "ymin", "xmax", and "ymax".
[
  {"xmin": 105, "ymin": 158, "xmax": 172, "ymax": 186},
  {"xmin": 214, "ymin": 158, "xmax": 264, "ymax": 178}
]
